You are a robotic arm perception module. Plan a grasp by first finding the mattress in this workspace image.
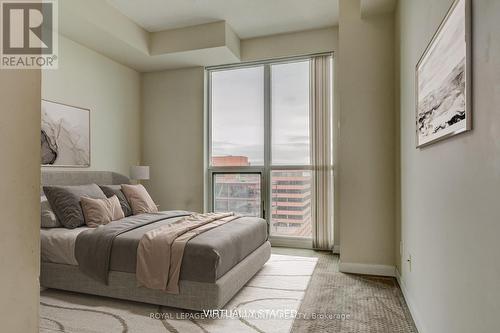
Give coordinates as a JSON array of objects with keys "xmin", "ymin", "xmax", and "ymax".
[{"xmin": 41, "ymin": 216, "xmax": 268, "ymax": 283}]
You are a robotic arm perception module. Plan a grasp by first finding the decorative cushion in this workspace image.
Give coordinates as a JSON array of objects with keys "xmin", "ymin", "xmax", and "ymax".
[
  {"xmin": 121, "ymin": 184, "xmax": 158, "ymax": 215},
  {"xmin": 40, "ymin": 195, "xmax": 61, "ymax": 228},
  {"xmin": 43, "ymin": 184, "xmax": 107, "ymax": 229},
  {"xmin": 99, "ymin": 185, "xmax": 133, "ymax": 217},
  {"xmin": 80, "ymin": 195, "xmax": 125, "ymax": 228}
]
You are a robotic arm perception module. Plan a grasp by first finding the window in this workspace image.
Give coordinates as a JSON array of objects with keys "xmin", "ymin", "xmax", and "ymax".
[
  {"xmin": 211, "ymin": 66, "xmax": 264, "ymax": 166},
  {"xmin": 271, "ymin": 61, "xmax": 310, "ymax": 165},
  {"xmin": 213, "ymin": 173, "xmax": 261, "ymax": 217},
  {"xmin": 207, "ymin": 55, "xmax": 332, "ymax": 242}
]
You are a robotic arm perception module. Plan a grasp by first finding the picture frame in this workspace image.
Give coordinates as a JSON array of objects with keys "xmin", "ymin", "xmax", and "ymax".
[
  {"xmin": 415, "ymin": 0, "xmax": 472, "ymax": 148},
  {"xmin": 41, "ymin": 99, "xmax": 91, "ymax": 167}
]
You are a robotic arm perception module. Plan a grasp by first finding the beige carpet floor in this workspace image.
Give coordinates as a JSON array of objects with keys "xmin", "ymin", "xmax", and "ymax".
[
  {"xmin": 40, "ymin": 249, "xmax": 418, "ymax": 333},
  {"xmin": 285, "ymin": 249, "xmax": 418, "ymax": 333}
]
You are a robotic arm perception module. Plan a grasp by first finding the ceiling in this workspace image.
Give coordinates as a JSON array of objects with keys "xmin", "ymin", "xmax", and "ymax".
[{"xmin": 106, "ymin": 0, "xmax": 338, "ymax": 38}]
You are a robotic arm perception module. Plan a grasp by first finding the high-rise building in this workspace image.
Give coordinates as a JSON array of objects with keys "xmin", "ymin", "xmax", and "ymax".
[
  {"xmin": 212, "ymin": 156, "xmax": 261, "ymax": 216},
  {"xmin": 212, "ymin": 156, "xmax": 312, "ymax": 237},
  {"xmin": 270, "ymin": 170, "xmax": 312, "ymax": 237}
]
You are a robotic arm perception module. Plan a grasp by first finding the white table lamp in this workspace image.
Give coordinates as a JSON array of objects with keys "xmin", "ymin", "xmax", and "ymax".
[{"xmin": 130, "ymin": 166, "xmax": 150, "ymax": 183}]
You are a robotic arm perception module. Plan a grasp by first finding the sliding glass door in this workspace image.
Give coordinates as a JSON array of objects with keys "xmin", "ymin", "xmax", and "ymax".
[{"xmin": 207, "ymin": 56, "xmax": 330, "ymax": 246}]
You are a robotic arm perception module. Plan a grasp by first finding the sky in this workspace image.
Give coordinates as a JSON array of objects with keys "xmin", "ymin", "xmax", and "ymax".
[{"xmin": 211, "ymin": 61, "xmax": 310, "ymax": 166}]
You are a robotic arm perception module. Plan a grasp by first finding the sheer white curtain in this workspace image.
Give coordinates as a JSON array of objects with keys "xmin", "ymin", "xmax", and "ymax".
[{"xmin": 310, "ymin": 55, "xmax": 334, "ymax": 250}]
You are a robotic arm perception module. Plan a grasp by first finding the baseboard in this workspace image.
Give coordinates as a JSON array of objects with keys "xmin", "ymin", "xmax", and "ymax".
[
  {"xmin": 338, "ymin": 261, "xmax": 396, "ymax": 277},
  {"xmin": 396, "ymin": 269, "xmax": 425, "ymax": 333},
  {"xmin": 332, "ymin": 245, "xmax": 340, "ymax": 254}
]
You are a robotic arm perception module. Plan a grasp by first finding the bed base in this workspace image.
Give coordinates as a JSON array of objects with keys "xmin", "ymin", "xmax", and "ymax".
[{"xmin": 40, "ymin": 241, "xmax": 271, "ymax": 311}]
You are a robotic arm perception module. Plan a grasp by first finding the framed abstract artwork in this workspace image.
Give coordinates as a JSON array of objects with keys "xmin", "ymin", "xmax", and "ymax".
[
  {"xmin": 416, "ymin": 0, "xmax": 471, "ymax": 147},
  {"xmin": 41, "ymin": 100, "xmax": 90, "ymax": 167}
]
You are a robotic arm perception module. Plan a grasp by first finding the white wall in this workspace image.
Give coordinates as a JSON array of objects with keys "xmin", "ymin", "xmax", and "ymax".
[
  {"xmin": 337, "ymin": 0, "xmax": 395, "ymax": 269},
  {"xmin": 42, "ymin": 36, "xmax": 142, "ymax": 176},
  {"xmin": 142, "ymin": 67, "xmax": 205, "ymax": 212},
  {"xmin": 0, "ymin": 70, "xmax": 41, "ymax": 332},
  {"xmin": 397, "ymin": 0, "xmax": 500, "ymax": 332}
]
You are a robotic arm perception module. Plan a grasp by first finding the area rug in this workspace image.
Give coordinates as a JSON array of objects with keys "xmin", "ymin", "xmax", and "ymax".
[{"xmin": 40, "ymin": 254, "xmax": 318, "ymax": 333}]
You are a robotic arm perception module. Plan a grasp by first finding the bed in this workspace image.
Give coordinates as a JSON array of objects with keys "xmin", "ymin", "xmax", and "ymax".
[{"xmin": 39, "ymin": 170, "xmax": 271, "ymax": 311}]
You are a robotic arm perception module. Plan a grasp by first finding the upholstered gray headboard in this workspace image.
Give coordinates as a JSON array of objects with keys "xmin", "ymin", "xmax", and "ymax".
[{"xmin": 41, "ymin": 170, "xmax": 130, "ymax": 189}]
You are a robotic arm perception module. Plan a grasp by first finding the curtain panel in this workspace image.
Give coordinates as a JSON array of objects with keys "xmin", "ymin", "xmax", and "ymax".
[{"xmin": 310, "ymin": 55, "xmax": 334, "ymax": 250}]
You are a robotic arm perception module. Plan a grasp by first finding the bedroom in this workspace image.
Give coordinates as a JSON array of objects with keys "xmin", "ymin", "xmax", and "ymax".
[{"xmin": 1, "ymin": 0, "xmax": 500, "ymax": 333}]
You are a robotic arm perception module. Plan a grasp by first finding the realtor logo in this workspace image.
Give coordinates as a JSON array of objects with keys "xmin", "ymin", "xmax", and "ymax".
[{"xmin": 1, "ymin": 0, "xmax": 58, "ymax": 69}]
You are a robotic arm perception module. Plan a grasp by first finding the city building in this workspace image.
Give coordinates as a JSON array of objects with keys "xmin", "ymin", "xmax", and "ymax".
[{"xmin": 212, "ymin": 156, "xmax": 312, "ymax": 237}]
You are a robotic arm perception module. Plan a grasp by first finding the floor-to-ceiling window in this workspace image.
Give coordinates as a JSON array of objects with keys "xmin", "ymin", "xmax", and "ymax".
[{"xmin": 207, "ymin": 55, "xmax": 333, "ymax": 247}]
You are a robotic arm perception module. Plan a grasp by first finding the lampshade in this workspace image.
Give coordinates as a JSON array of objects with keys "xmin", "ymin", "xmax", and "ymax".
[{"xmin": 130, "ymin": 166, "xmax": 150, "ymax": 180}]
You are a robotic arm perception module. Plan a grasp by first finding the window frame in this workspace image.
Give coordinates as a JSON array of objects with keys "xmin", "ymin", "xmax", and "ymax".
[{"xmin": 205, "ymin": 53, "xmax": 332, "ymax": 247}]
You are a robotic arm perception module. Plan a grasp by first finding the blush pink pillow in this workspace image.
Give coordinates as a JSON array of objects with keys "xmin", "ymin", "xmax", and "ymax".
[
  {"xmin": 121, "ymin": 184, "xmax": 158, "ymax": 215},
  {"xmin": 80, "ymin": 195, "xmax": 124, "ymax": 228}
]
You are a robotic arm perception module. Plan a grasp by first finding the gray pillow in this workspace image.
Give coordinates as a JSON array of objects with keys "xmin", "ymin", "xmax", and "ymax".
[
  {"xmin": 40, "ymin": 195, "xmax": 61, "ymax": 228},
  {"xmin": 99, "ymin": 185, "xmax": 133, "ymax": 217},
  {"xmin": 43, "ymin": 184, "xmax": 106, "ymax": 229}
]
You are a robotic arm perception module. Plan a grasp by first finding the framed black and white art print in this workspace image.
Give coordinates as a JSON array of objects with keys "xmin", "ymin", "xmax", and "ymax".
[
  {"xmin": 416, "ymin": 0, "xmax": 471, "ymax": 148},
  {"xmin": 41, "ymin": 100, "xmax": 91, "ymax": 167}
]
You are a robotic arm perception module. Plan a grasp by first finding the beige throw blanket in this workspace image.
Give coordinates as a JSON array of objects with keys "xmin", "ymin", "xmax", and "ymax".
[{"xmin": 136, "ymin": 212, "xmax": 239, "ymax": 293}]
